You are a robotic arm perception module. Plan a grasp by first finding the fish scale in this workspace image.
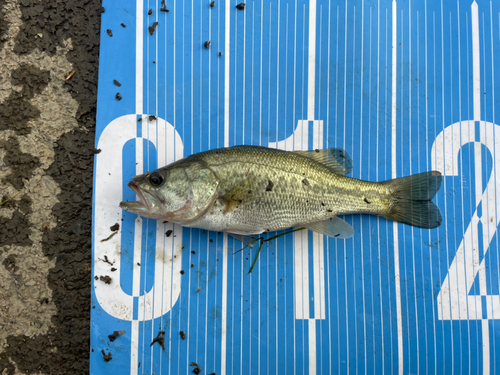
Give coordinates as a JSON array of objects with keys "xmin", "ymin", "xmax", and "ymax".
[{"xmin": 192, "ymin": 147, "xmax": 384, "ymax": 228}]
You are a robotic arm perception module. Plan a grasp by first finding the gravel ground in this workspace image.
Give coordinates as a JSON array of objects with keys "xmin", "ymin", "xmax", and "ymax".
[{"xmin": 0, "ymin": 0, "xmax": 100, "ymax": 373}]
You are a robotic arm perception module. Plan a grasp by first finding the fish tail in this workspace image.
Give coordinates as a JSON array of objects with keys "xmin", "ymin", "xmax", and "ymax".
[{"xmin": 381, "ymin": 171, "xmax": 443, "ymax": 229}]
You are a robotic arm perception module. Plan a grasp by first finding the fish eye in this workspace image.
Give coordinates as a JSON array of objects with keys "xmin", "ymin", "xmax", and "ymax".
[{"xmin": 149, "ymin": 173, "xmax": 164, "ymax": 187}]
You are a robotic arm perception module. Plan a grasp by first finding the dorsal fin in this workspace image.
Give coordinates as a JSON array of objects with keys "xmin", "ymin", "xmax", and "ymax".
[{"xmin": 293, "ymin": 148, "xmax": 353, "ymax": 175}]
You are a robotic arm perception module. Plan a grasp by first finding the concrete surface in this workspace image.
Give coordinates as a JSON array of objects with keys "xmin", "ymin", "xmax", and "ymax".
[{"xmin": 0, "ymin": 0, "xmax": 100, "ymax": 373}]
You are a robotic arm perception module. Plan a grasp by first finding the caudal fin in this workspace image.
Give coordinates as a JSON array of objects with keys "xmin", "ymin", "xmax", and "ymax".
[{"xmin": 381, "ymin": 171, "xmax": 443, "ymax": 229}]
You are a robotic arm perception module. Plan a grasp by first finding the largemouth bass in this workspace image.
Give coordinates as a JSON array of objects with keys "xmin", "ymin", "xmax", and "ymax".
[{"xmin": 120, "ymin": 146, "xmax": 443, "ymax": 239}]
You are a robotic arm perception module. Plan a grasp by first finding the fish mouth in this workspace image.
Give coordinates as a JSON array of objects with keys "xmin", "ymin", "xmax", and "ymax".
[
  {"xmin": 119, "ymin": 182, "xmax": 152, "ymax": 213},
  {"xmin": 127, "ymin": 181, "xmax": 149, "ymax": 209}
]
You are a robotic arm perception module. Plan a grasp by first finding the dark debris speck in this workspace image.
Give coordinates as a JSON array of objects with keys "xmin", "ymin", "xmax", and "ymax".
[
  {"xmin": 101, "ymin": 350, "xmax": 112, "ymax": 362},
  {"xmin": 99, "ymin": 275, "xmax": 112, "ymax": 284},
  {"xmin": 150, "ymin": 331, "xmax": 165, "ymax": 350},
  {"xmin": 108, "ymin": 330, "xmax": 125, "ymax": 342},
  {"xmin": 160, "ymin": 0, "xmax": 169, "ymax": 12},
  {"xmin": 148, "ymin": 22, "xmax": 159, "ymax": 35},
  {"xmin": 190, "ymin": 362, "xmax": 202, "ymax": 374}
]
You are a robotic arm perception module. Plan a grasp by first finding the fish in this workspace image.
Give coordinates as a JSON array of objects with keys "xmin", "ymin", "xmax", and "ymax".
[{"xmin": 120, "ymin": 145, "xmax": 443, "ymax": 241}]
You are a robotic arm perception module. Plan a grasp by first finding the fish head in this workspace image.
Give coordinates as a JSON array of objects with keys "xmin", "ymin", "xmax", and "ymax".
[{"xmin": 120, "ymin": 161, "xmax": 219, "ymax": 222}]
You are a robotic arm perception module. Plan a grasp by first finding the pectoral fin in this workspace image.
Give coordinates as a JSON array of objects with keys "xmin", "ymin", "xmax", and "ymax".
[
  {"xmin": 304, "ymin": 217, "xmax": 354, "ymax": 239},
  {"xmin": 221, "ymin": 178, "xmax": 259, "ymax": 213},
  {"xmin": 293, "ymin": 148, "xmax": 353, "ymax": 175}
]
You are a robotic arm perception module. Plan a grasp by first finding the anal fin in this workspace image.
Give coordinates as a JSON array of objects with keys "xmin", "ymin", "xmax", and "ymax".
[
  {"xmin": 304, "ymin": 217, "xmax": 354, "ymax": 239},
  {"xmin": 229, "ymin": 233, "xmax": 260, "ymax": 247}
]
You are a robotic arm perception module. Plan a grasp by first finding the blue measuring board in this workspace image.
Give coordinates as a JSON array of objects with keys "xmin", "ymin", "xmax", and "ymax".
[{"xmin": 92, "ymin": 0, "xmax": 500, "ymax": 374}]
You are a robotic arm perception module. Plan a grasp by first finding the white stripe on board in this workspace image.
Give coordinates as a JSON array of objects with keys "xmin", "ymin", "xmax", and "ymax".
[
  {"xmin": 472, "ymin": 3, "xmax": 489, "ymax": 374},
  {"xmin": 472, "ymin": 1, "xmax": 481, "ymax": 122},
  {"xmin": 221, "ymin": 1, "xmax": 231, "ymax": 372},
  {"xmin": 224, "ymin": 0, "xmax": 230, "ymax": 147},
  {"xmin": 130, "ymin": 320, "xmax": 139, "ymax": 375},
  {"xmin": 391, "ymin": 1, "xmax": 398, "ymax": 177},
  {"xmin": 133, "ymin": 219, "xmax": 142, "ymax": 297},
  {"xmin": 479, "ymin": 6, "xmax": 490, "ymax": 375},
  {"xmin": 312, "ymin": 233, "xmax": 326, "ymax": 319},
  {"xmin": 221, "ymin": 233, "xmax": 228, "ymax": 375},
  {"xmin": 135, "ymin": 0, "xmax": 143, "ymax": 114},
  {"xmin": 307, "ymin": 0, "xmax": 317, "ymax": 120},
  {"xmin": 390, "ymin": 1, "xmax": 404, "ymax": 375},
  {"xmin": 483, "ymin": 320, "xmax": 491, "ymax": 375},
  {"xmin": 308, "ymin": 319, "xmax": 317, "ymax": 375},
  {"xmin": 294, "ymin": 229, "xmax": 310, "ymax": 320}
]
